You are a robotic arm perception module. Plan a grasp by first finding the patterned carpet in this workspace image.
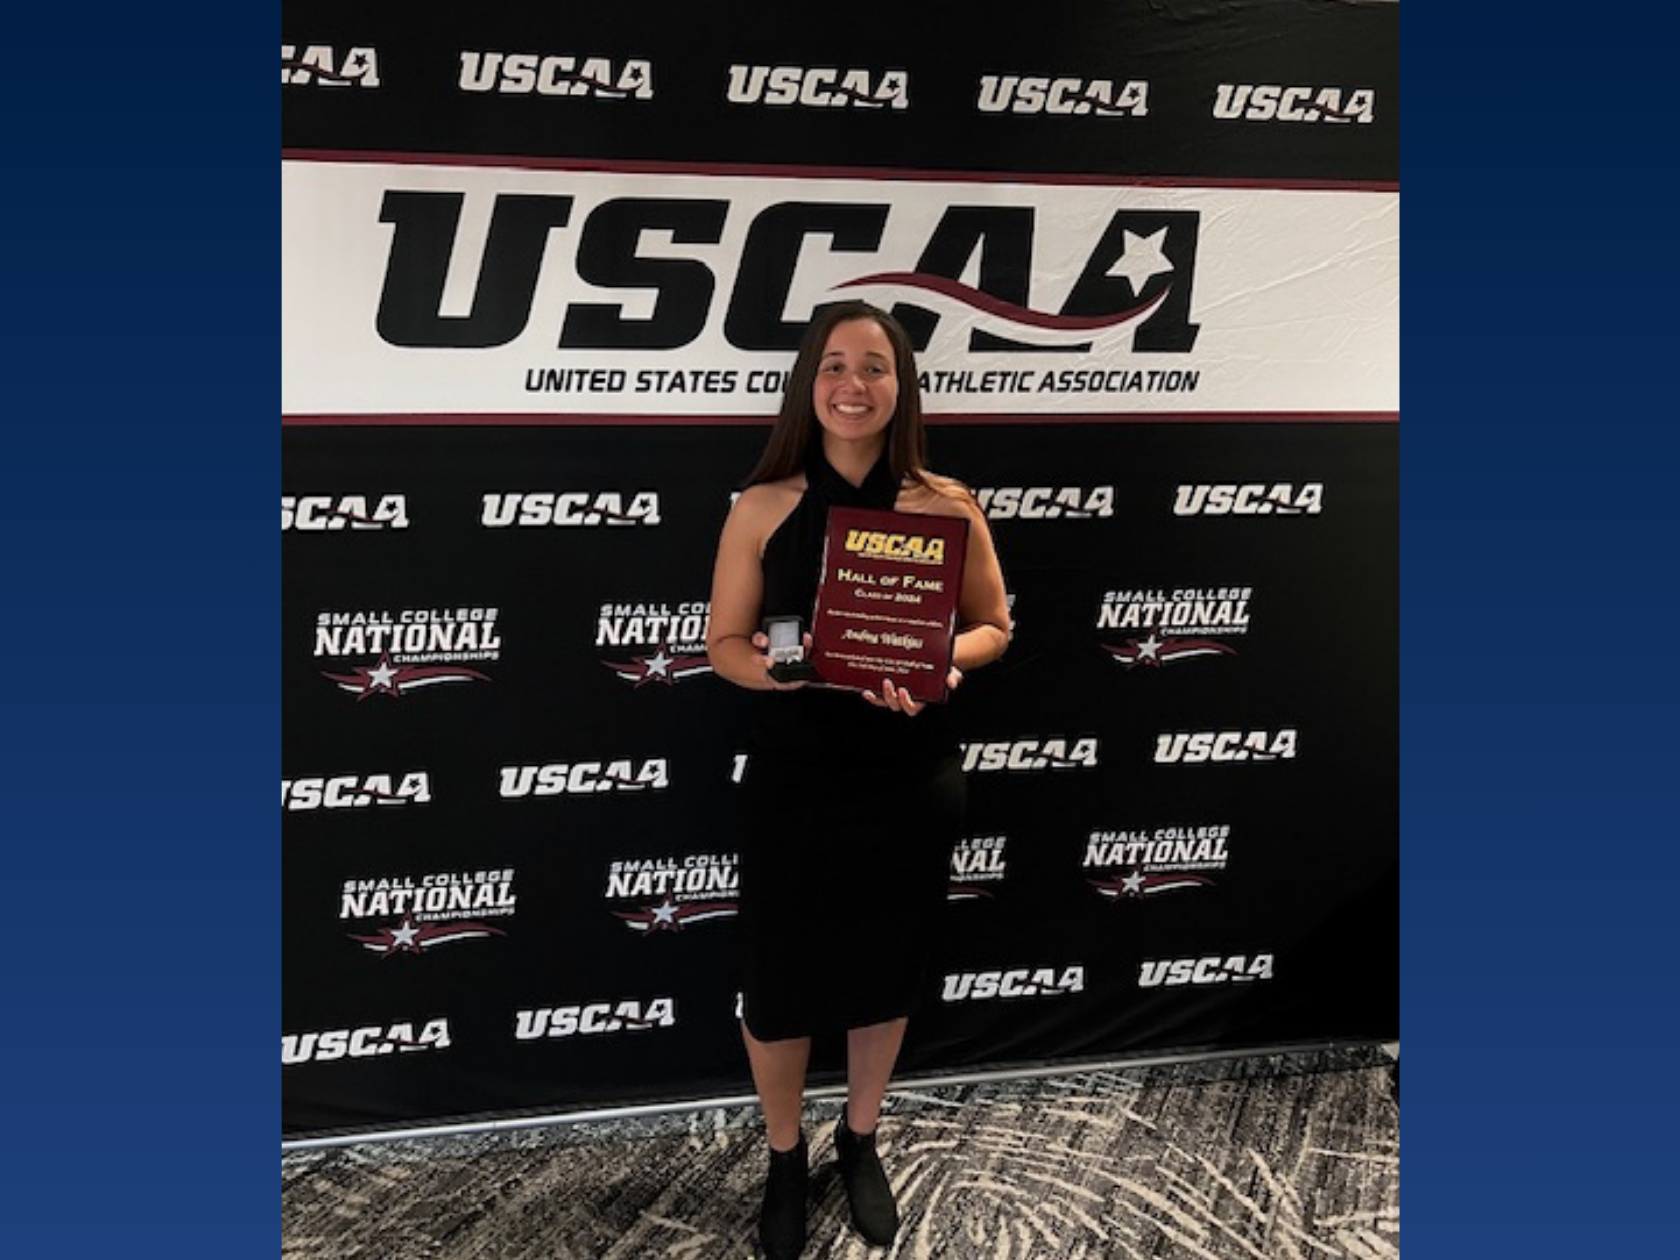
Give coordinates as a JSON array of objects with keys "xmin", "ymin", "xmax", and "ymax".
[{"xmin": 281, "ymin": 1046, "xmax": 1398, "ymax": 1260}]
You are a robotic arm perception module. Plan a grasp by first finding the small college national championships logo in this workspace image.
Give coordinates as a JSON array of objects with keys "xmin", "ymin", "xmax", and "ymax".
[
  {"xmin": 949, "ymin": 835, "xmax": 1009, "ymax": 901},
  {"xmin": 340, "ymin": 868, "xmax": 516, "ymax": 957},
  {"xmin": 597, "ymin": 601, "xmax": 712, "ymax": 686},
  {"xmin": 605, "ymin": 853, "xmax": 739, "ymax": 933},
  {"xmin": 315, "ymin": 607, "xmax": 500, "ymax": 699},
  {"xmin": 1083, "ymin": 825, "xmax": 1230, "ymax": 902},
  {"xmin": 1098, "ymin": 586, "xmax": 1250, "ymax": 669}
]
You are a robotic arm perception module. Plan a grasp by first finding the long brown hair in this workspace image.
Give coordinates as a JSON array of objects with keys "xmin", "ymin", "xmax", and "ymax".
[{"xmin": 745, "ymin": 300, "xmax": 933, "ymax": 489}]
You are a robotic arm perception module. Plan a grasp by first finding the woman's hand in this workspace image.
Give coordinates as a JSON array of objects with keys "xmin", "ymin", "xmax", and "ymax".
[
  {"xmin": 751, "ymin": 630, "xmax": 814, "ymax": 691},
  {"xmin": 862, "ymin": 666, "xmax": 962, "ymax": 717}
]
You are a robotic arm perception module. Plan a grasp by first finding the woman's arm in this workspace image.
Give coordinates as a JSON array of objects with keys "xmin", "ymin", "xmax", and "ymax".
[
  {"xmin": 705, "ymin": 487, "xmax": 805, "ymax": 692},
  {"xmin": 950, "ymin": 494, "xmax": 1011, "ymax": 674}
]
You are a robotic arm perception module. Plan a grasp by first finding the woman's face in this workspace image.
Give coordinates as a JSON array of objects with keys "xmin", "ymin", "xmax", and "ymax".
[{"xmin": 812, "ymin": 318, "xmax": 898, "ymax": 447}]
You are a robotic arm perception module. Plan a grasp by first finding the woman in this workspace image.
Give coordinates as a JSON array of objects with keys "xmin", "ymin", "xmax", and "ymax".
[{"xmin": 706, "ymin": 300, "xmax": 1010, "ymax": 1259}]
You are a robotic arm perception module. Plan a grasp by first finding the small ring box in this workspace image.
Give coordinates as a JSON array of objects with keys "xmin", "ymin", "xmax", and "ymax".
[{"xmin": 764, "ymin": 615, "xmax": 817, "ymax": 682}]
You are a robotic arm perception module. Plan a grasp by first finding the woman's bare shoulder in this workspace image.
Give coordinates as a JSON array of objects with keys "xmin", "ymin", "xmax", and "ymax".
[
  {"xmin": 899, "ymin": 471, "xmax": 981, "ymax": 520},
  {"xmin": 729, "ymin": 475, "xmax": 807, "ymax": 543},
  {"xmin": 736, "ymin": 474, "xmax": 805, "ymax": 513}
]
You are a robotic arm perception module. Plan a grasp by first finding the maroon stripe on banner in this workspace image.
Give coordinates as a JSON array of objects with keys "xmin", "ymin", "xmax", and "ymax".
[
  {"xmin": 281, "ymin": 411, "xmax": 1398, "ymax": 428},
  {"xmin": 283, "ymin": 413, "xmax": 774, "ymax": 427},
  {"xmin": 927, "ymin": 411, "xmax": 1399, "ymax": 425},
  {"xmin": 280, "ymin": 148, "xmax": 1399, "ymax": 194}
]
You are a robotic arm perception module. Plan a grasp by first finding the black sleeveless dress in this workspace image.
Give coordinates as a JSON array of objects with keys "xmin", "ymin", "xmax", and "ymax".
[{"xmin": 735, "ymin": 449, "xmax": 965, "ymax": 1042}]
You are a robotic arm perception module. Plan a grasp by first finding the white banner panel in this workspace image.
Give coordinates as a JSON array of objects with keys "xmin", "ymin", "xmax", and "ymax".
[{"xmin": 282, "ymin": 158, "xmax": 1397, "ymax": 419}]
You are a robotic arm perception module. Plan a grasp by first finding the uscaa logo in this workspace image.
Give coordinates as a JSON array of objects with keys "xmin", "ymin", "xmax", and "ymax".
[
  {"xmin": 1212, "ymin": 84, "xmax": 1374, "ymax": 124},
  {"xmin": 283, "ymin": 494, "xmax": 408, "ymax": 531},
  {"xmin": 499, "ymin": 757, "xmax": 669, "ymax": 798},
  {"xmin": 458, "ymin": 51, "xmax": 654, "ymax": 99},
  {"xmin": 281, "ymin": 44, "xmax": 379, "ymax": 87},
  {"xmin": 1173, "ymin": 484, "xmax": 1323, "ymax": 516},
  {"xmin": 976, "ymin": 75, "xmax": 1147, "ymax": 116},
  {"xmin": 597, "ymin": 600, "xmax": 712, "ymax": 686},
  {"xmin": 481, "ymin": 490, "xmax": 660, "ymax": 528},
  {"xmin": 961, "ymin": 736, "xmax": 1099, "ymax": 773},
  {"xmin": 942, "ymin": 964, "xmax": 1085, "ymax": 1002},
  {"xmin": 316, "ymin": 607, "xmax": 500, "ymax": 698},
  {"xmin": 282, "ymin": 769, "xmax": 431, "ymax": 811},
  {"xmin": 975, "ymin": 485, "xmax": 1115, "ymax": 521},
  {"xmin": 1138, "ymin": 955, "xmax": 1273, "ymax": 987},
  {"xmin": 515, "ymin": 997, "xmax": 676, "ymax": 1040},
  {"xmin": 1154, "ymin": 729, "xmax": 1296, "ymax": 764},
  {"xmin": 374, "ymin": 192, "xmax": 1199, "ymax": 360},
  {"xmin": 281, "ymin": 1017, "xmax": 450, "ymax": 1065},
  {"xmin": 725, "ymin": 65, "xmax": 909, "ymax": 109}
]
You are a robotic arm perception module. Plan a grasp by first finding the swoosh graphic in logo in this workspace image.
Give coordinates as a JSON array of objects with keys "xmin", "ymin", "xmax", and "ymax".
[{"xmin": 833, "ymin": 272, "xmax": 1169, "ymax": 348}]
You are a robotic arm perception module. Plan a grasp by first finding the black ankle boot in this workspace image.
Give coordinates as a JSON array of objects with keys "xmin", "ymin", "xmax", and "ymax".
[
  {"xmin": 834, "ymin": 1110, "xmax": 899, "ymax": 1246},
  {"xmin": 758, "ymin": 1133, "xmax": 808, "ymax": 1260}
]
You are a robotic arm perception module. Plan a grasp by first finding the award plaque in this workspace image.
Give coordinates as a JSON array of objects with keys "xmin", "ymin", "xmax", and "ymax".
[{"xmin": 809, "ymin": 506, "xmax": 970, "ymax": 703}]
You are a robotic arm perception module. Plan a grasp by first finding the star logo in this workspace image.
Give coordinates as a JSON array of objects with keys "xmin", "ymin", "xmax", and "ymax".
[
  {"xmin": 1105, "ymin": 228, "xmax": 1174, "ymax": 297},
  {"xmin": 601, "ymin": 642, "xmax": 712, "ymax": 687},
  {"xmin": 1089, "ymin": 869, "xmax": 1216, "ymax": 902},
  {"xmin": 1103, "ymin": 635, "xmax": 1235, "ymax": 669},
  {"xmin": 364, "ymin": 655, "xmax": 400, "ymax": 693},
  {"xmin": 612, "ymin": 899, "xmax": 739, "ymax": 933},
  {"xmin": 322, "ymin": 655, "xmax": 492, "ymax": 698},
  {"xmin": 348, "ymin": 917, "xmax": 508, "ymax": 955}
]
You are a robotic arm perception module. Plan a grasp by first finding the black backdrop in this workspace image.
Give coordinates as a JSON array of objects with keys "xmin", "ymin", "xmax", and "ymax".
[{"xmin": 282, "ymin": 1, "xmax": 1398, "ymax": 1139}]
